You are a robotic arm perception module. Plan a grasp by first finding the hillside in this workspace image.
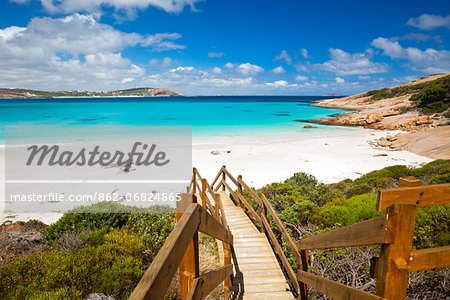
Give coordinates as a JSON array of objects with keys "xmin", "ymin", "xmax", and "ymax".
[
  {"xmin": 0, "ymin": 87, "xmax": 182, "ymax": 98},
  {"xmin": 311, "ymin": 73, "xmax": 450, "ymax": 159},
  {"xmin": 312, "ymin": 73, "xmax": 450, "ymax": 130}
]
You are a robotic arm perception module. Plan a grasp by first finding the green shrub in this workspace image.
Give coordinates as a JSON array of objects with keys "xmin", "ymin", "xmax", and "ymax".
[
  {"xmin": 316, "ymin": 194, "xmax": 383, "ymax": 228},
  {"xmin": 346, "ymin": 184, "xmax": 372, "ymax": 198},
  {"xmin": 414, "ymin": 205, "xmax": 450, "ymax": 249},
  {"xmin": 410, "ymin": 76, "xmax": 450, "ymax": 114},
  {"xmin": 0, "ymin": 229, "xmax": 147, "ymax": 300},
  {"xmin": 44, "ymin": 202, "xmax": 174, "ymax": 242}
]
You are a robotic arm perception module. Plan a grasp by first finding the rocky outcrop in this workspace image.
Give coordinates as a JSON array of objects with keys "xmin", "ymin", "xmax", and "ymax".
[
  {"xmin": 311, "ymin": 73, "xmax": 450, "ymax": 132},
  {"xmin": 370, "ymin": 127, "xmax": 450, "ymax": 159}
]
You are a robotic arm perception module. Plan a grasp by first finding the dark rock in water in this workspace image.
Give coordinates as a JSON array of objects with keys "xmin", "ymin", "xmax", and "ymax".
[
  {"xmin": 272, "ymin": 113, "xmax": 290, "ymax": 116},
  {"xmin": 78, "ymin": 118, "xmax": 96, "ymax": 122},
  {"xmin": 292, "ymin": 119, "xmax": 310, "ymax": 123},
  {"xmin": 211, "ymin": 150, "xmax": 231, "ymax": 155}
]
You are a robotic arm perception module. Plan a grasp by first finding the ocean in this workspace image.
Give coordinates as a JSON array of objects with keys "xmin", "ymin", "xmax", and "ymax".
[{"xmin": 0, "ymin": 96, "xmax": 348, "ymax": 140}]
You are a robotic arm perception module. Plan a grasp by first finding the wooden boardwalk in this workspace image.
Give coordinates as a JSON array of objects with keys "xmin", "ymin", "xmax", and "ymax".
[{"xmin": 217, "ymin": 191, "xmax": 294, "ymax": 299}]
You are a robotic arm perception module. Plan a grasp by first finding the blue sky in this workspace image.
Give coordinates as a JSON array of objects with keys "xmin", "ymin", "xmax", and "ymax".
[{"xmin": 0, "ymin": 0, "xmax": 449, "ymax": 95}]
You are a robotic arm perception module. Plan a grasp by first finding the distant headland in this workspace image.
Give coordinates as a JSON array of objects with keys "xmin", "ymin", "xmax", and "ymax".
[{"xmin": 0, "ymin": 87, "xmax": 183, "ymax": 99}]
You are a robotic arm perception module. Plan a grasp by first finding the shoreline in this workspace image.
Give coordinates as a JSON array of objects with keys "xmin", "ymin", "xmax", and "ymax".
[
  {"xmin": 309, "ymin": 73, "xmax": 450, "ymax": 160},
  {"xmin": 0, "ymin": 125, "xmax": 433, "ymax": 225}
]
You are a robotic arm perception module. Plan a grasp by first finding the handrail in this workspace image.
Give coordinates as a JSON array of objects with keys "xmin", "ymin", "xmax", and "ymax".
[
  {"xmin": 133, "ymin": 167, "xmax": 450, "ymax": 300},
  {"xmin": 205, "ymin": 167, "xmax": 450, "ymax": 300},
  {"xmin": 191, "ymin": 167, "xmax": 232, "ymax": 299},
  {"xmin": 130, "ymin": 199, "xmax": 233, "ymax": 300}
]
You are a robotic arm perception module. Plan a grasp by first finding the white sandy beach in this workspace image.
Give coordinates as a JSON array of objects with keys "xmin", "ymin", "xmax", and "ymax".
[{"xmin": 0, "ymin": 126, "xmax": 432, "ymax": 225}]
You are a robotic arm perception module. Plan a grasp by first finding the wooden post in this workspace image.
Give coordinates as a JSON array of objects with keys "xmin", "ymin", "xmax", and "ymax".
[
  {"xmin": 201, "ymin": 178, "xmax": 207, "ymax": 209},
  {"xmin": 375, "ymin": 177, "xmax": 420, "ymax": 299},
  {"xmin": 299, "ymin": 237, "xmax": 309, "ymax": 300},
  {"xmin": 192, "ymin": 167, "xmax": 197, "ymax": 194},
  {"xmin": 237, "ymin": 175, "xmax": 243, "ymax": 208},
  {"xmin": 399, "ymin": 176, "xmax": 422, "ymax": 187},
  {"xmin": 374, "ymin": 204, "xmax": 417, "ymax": 299},
  {"xmin": 261, "ymin": 192, "xmax": 268, "ymax": 234},
  {"xmin": 223, "ymin": 242, "xmax": 232, "ymax": 299},
  {"xmin": 222, "ymin": 166, "xmax": 226, "ymax": 191},
  {"xmin": 214, "ymin": 193, "xmax": 221, "ymax": 222},
  {"xmin": 179, "ymin": 195, "xmax": 199, "ymax": 300}
]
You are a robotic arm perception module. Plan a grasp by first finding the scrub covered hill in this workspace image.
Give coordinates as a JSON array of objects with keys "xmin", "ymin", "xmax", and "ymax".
[{"xmin": 0, "ymin": 87, "xmax": 182, "ymax": 98}]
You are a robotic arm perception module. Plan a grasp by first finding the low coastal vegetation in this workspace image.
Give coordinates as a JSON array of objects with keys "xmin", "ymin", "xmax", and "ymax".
[
  {"xmin": 366, "ymin": 74, "xmax": 450, "ymax": 114},
  {"xmin": 1, "ymin": 161, "xmax": 449, "ymax": 299},
  {"xmin": 244, "ymin": 159, "xmax": 450, "ymax": 299},
  {"xmin": 0, "ymin": 204, "xmax": 175, "ymax": 299}
]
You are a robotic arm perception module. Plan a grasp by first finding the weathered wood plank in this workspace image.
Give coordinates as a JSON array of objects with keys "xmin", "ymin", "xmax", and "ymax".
[
  {"xmin": 377, "ymin": 183, "xmax": 450, "ymax": 211},
  {"xmin": 260, "ymin": 214, "xmax": 300, "ymax": 295},
  {"xmin": 236, "ymin": 192, "xmax": 262, "ymax": 226},
  {"xmin": 204, "ymin": 192, "xmax": 215, "ymax": 214},
  {"xmin": 129, "ymin": 204, "xmax": 201, "ymax": 300},
  {"xmin": 222, "ymin": 167, "xmax": 240, "ymax": 187},
  {"xmin": 298, "ymin": 215, "xmax": 389, "ymax": 250},
  {"xmin": 198, "ymin": 205, "xmax": 233, "ymax": 245},
  {"xmin": 238, "ymin": 177, "xmax": 262, "ymax": 207},
  {"xmin": 375, "ymin": 204, "xmax": 417, "ymax": 300},
  {"xmin": 178, "ymin": 195, "xmax": 199, "ymax": 300},
  {"xmin": 261, "ymin": 193, "xmax": 302, "ymax": 264},
  {"xmin": 409, "ymin": 246, "xmax": 450, "ymax": 272},
  {"xmin": 399, "ymin": 176, "xmax": 422, "ymax": 187},
  {"xmin": 297, "ymin": 270, "xmax": 385, "ymax": 300},
  {"xmin": 210, "ymin": 166, "xmax": 225, "ymax": 189},
  {"xmin": 222, "ymin": 179, "xmax": 240, "ymax": 208},
  {"xmin": 186, "ymin": 264, "xmax": 233, "ymax": 300},
  {"xmin": 201, "ymin": 179, "xmax": 207, "ymax": 209}
]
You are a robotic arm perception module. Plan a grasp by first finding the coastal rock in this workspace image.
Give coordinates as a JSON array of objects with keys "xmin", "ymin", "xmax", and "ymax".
[
  {"xmin": 373, "ymin": 154, "xmax": 388, "ymax": 157},
  {"xmin": 303, "ymin": 125, "xmax": 314, "ymax": 128},
  {"xmin": 377, "ymin": 138, "xmax": 391, "ymax": 147}
]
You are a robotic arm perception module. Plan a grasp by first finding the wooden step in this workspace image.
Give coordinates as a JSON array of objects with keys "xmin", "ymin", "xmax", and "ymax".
[{"xmin": 217, "ymin": 191, "xmax": 293, "ymax": 299}]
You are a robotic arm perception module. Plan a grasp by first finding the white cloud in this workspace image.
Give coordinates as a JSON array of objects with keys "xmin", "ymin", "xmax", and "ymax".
[
  {"xmin": 335, "ymin": 77, "xmax": 345, "ymax": 84},
  {"xmin": 265, "ymin": 80, "xmax": 289, "ymax": 87},
  {"xmin": 224, "ymin": 62, "xmax": 235, "ymax": 69},
  {"xmin": 371, "ymin": 38, "xmax": 404, "ymax": 58},
  {"xmin": 0, "ymin": 14, "xmax": 194, "ymax": 90},
  {"xmin": 236, "ymin": 62, "xmax": 264, "ymax": 75},
  {"xmin": 208, "ymin": 52, "xmax": 224, "ymax": 58},
  {"xmin": 392, "ymin": 32, "xmax": 441, "ymax": 43},
  {"xmin": 149, "ymin": 57, "xmax": 179, "ymax": 68},
  {"xmin": 271, "ymin": 66, "xmax": 285, "ymax": 74},
  {"xmin": 170, "ymin": 66, "xmax": 194, "ymax": 72},
  {"xmin": 294, "ymin": 75, "xmax": 308, "ymax": 81},
  {"xmin": 274, "ymin": 50, "xmax": 292, "ymax": 64},
  {"xmin": 300, "ymin": 48, "xmax": 310, "ymax": 59},
  {"xmin": 212, "ymin": 67, "xmax": 222, "ymax": 74},
  {"xmin": 407, "ymin": 14, "xmax": 450, "ymax": 30},
  {"xmin": 372, "ymin": 37, "xmax": 450, "ymax": 73},
  {"xmin": 316, "ymin": 48, "xmax": 389, "ymax": 76},
  {"xmin": 11, "ymin": 0, "xmax": 202, "ymax": 16}
]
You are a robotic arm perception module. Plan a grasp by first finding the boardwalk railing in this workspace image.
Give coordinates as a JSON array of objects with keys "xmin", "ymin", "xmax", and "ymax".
[
  {"xmin": 129, "ymin": 192, "xmax": 233, "ymax": 300},
  {"xmin": 211, "ymin": 166, "xmax": 450, "ymax": 300},
  {"xmin": 130, "ymin": 166, "xmax": 450, "ymax": 300}
]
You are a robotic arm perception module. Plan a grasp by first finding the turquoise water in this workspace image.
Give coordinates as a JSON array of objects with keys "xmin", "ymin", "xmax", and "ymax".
[{"xmin": 0, "ymin": 96, "xmax": 348, "ymax": 139}]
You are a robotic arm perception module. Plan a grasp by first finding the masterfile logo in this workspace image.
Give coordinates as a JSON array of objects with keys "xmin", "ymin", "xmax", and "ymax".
[{"xmin": 5, "ymin": 125, "xmax": 191, "ymax": 213}]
